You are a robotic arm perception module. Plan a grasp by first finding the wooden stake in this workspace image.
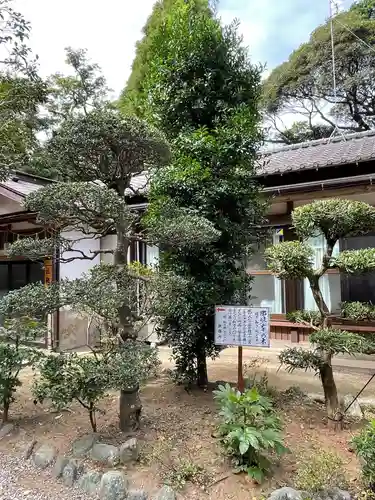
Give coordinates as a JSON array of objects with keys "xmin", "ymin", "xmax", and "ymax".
[{"xmin": 237, "ymin": 346, "xmax": 244, "ymax": 393}]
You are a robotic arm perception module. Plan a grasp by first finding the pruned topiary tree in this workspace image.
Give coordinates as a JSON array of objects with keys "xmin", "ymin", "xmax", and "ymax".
[{"xmin": 265, "ymin": 199, "xmax": 375, "ymax": 421}]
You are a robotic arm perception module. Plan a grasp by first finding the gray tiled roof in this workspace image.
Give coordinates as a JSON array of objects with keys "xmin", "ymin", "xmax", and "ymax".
[
  {"xmin": 2, "ymin": 130, "xmax": 375, "ymax": 199},
  {"xmin": 258, "ymin": 130, "xmax": 375, "ymax": 176}
]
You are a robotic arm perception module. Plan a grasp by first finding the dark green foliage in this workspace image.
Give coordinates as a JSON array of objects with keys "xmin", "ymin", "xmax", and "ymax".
[
  {"xmin": 263, "ymin": 0, "xmax": 375, "ymax": 142},
  {"xmin": 34, "ymin": 341, "xmax": 160, "ymax": 432},
  {"xmin": 279, "ymin": 347, "xmax": 324, "ymax": 373},
  {"xmin": 137, "ymin": 0, "xmax": 264, "ymax": 385},
  {"xmin": 292, "ymin": 200, "xmax": 375, "ymax": 243},
  {"xmin": 0, "ymin": 317, "xmax": 44, "ymax": 422},
  {"xmin": 332, "ymin": 248, "xmax": 375, "ymax": 274},
  {"xmin": 120, "ymin": 0, "xmax": 211, "ymax": 115},
  {"xmin": 213, "ymin": 385, "xmax": 288, "ymax": 483},
  {"xmin": 0, "ymin": 0, "xmax": 47, "ymax": 178},
  {"xmin": 341, "ymin": 301, "xmax": 375, "ymax": 321},
  {"xmin": 352, "ymin": 419, "xmax": 375, "ymax": 490},
  {"xmin": 44, "ymin": 109, "xmax": 170, "ymax": 184},
  {"xmin": 34, "ymin": 352, "xmax": 111, "ymax": 432},
  {"xmin": 265, "ymin": 241, "xmax": 314, "ymax": 280},
  {"xmin": 265, "ymin": 198, "xmax": 375, "ymax": 418},
  {"xmin": 286, "ymin": 310, "xmax": 322, "ymax": 327},
  {"xmin": 310, "ymin": 328, "xmax": 375, "ymax": 356}
]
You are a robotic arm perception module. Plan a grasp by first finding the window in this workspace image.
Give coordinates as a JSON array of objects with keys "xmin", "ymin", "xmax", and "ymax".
[
  {"xmin": 303, "ymin": 234, "xmax": 341, "ymax": 313},
  {"xmin": 341, "ymin": 232, "xmax": 375, "ymax": 304},
  {"xmin": 247, "ymin": 230, "xmax": 285, "ymax": 314}
]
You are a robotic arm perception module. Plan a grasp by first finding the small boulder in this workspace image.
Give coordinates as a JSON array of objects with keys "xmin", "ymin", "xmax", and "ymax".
[
  {"xmin": 91, "ymin": 443, "xmax": 120, "ymax": 467},
  {"xmin": 128, "ymin": 490, "xmax": 148, "ymax": 500},
  {"xmin": 119, "ymin": 438, "xmax": 139, "ymax": 463},
  {"xmin": 23, "ymin": 439, "xmax": 37, "ymax": 460},
  {"xmin": 155, "ymin": 486, "xmax": 177, "ymax": 500},
  {"xmin": 342, "ymin": 394, "xmax": 363, "ymax": 420},
  {"xmin": 72, "ymin": 433, "xmax": 98, "ymax": 458},
  {"xmin": 62, "ymin": 459, "xmax": 83, "ymax": 487},
  {"xmin": 326, "ymin": 488, "xmax": 351, "ymax": 500},
  {"xmin": 0, "ymin": 423, "xmax": 14, "ymax": 440},
  {"xmin": 268, "ymin": 487, "xmax": 305, "ymax": 500},
  {"xmin": 52, "ymin": 455, "xmax": 69, "ymax": 478},
  {"xmin": 99, "ymin": 470, "xmax": 129, "ymax": 500},
  {"xmin": 78, "ymin": 470, "xmax": 102, "ymax": 495},
  {"xmin": 32, "ymin": 443, "xmax": 56, "ymax": 469}
]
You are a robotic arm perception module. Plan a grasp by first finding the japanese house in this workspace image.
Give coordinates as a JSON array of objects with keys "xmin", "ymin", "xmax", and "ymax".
[{"xmin": 1, "ymin": 130, "xmax": 375, "ymax": 348}]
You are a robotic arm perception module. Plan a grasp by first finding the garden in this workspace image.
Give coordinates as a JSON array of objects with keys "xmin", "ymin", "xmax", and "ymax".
[
  {"xmin": 1, "ymin": 0, "xmax": 375, "ymax": 499},
  {"xmin": 0, "ymin": 349, "xmax": 373, "ymax": 500}
]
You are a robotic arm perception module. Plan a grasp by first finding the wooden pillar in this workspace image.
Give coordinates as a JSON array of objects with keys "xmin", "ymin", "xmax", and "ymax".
[{"xmin": 283, "ymin": 203, "xmax": 302, "ymax": 342}]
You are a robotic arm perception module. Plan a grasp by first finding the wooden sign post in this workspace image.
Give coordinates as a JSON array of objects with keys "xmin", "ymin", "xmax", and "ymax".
[
  {"xmin": 237, "ymin": 345, "xmax": 244, "ymax": 393},
  {"xmin": 215, "ymin": 306, "xmax": 270, "ymax": 393},
  {"xmin": 44, "ymin": 258, "xmax": 53, "ymax": 349},
  {"xmin": 44, "ymin": 258, "xmax": 53, "ymax": 286}
]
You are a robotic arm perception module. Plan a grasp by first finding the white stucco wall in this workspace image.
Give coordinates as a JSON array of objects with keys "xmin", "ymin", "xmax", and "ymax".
[{"xmin": 59, "ymin": 229, "xmax": 101, "ymax": 280}]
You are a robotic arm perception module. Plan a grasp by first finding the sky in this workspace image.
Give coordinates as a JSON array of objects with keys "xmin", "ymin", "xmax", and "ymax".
[{"xmin": 13, "ymin": 0, "xmax": 354, "ymax": 99}]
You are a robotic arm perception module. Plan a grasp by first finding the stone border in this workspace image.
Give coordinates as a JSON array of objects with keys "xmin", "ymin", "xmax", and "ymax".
[{"xmin": 18, "ymin": 433, "xmax": 177, "ymax": 500}]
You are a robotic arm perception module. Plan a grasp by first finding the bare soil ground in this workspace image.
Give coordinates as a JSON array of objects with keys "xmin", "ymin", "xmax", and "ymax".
[{"xmin": 0, "ymin": 346, "xmax": 369, "ymax": 499}]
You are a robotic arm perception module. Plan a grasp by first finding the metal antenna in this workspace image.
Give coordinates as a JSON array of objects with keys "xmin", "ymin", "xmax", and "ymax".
[{"xmin": 328, "ymin": 0, "xmax": 346, "ymax": 142}]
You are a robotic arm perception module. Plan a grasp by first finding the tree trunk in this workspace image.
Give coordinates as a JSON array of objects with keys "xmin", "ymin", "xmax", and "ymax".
[
  {"xmin": 309, "ymin": 276, "xmax": 329, "ymax": 324},
  {"xmin": 319, "ymin": 354, "xmax": 340, "ymax": 420},
  {"xmin": 196, "ymin": 344, "xmax": 208, "ymax": 389},
  {"xmin": 89, "ymin": 407, "xmax": 97, "ymax": 433},
  {"xmin": 119, "ymin": 385, "xmax": 142, "ymax": 432},
  {"xmin": 2, "ymin": 399, "xmax": 9, "ymax": 423},
  {"xmin": 114, "ymin": 226, "xmax": 135, "ymax": 341}
]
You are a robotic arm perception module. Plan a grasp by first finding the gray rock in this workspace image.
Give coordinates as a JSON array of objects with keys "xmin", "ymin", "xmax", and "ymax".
[
  {"xmin": 23, "ymin": 439, "xmax": 37, "ymax": 460},
  {"xmin": 72, "ymin": 433, "xmax": 98, "ymax": 458},
  {"xmin": 268, "ymin": 487, "xmax": 304, "ymax": 500},
  {"xmin": 119, "ymin": 438, "xmax": 139, "ymax": 463},
  {"xmin": 342, "ymin": 394, "xmax": 363, "ymax": 420},
  {"xmin": 128, "ymin": 490, "xmax": 148, "ymax": 500},
  {"xmin": 155, "ymin": 486, "xmax": 177, "ymax": 500},
  {"xmin": 78, "ymin": 470, "xmax": 102, "ymax": 495},
  {"xmin": 62, "ymin": 459, "xmax": 83, "ymax": 487},
  {"xmin": 52, "ymin": 455, "xmax": 69, "ymax": 478},
  {"xmin": 326, "ymin": 488, "xmax": 351, "ymax": 500},
  {"xmin": 91, "ymin": 443, "xmax": 120, "ymax": 467},
  {"xmin": 0, "ymin": 423, "xmax": 14, "ymax": 440},
  {"xmin": 99, "ymin": 470, "xmax": 129, "ymax": 500},
  {"xmin": 32, "ymin": 443, "xmax": 56, "ymax": 469}
]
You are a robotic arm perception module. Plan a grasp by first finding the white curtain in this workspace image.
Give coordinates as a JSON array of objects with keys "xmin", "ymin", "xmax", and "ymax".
[
  {"xmin": 304, "ymin": 234, "xmax": 339, "ymax": 312},
  {"xmin": 146, "ymin": 245, "xmax": 159, "ymax": 268},
  {"xmin": 260, "ymin": 231, "xmax": 284, "ymax": 313}
]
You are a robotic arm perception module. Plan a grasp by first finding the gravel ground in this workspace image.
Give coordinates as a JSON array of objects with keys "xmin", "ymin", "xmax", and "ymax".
[{"xmin": 0, "ymin": 453, "xmax": 92, "ymax": 500}]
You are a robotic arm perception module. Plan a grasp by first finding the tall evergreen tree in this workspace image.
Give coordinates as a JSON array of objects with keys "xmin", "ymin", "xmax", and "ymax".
[
  {"xmin": 119, "ymin": 0, "xmax": 211, "ymax": 115},
  {"xmin": 129, "ymin": 0, "xmax": 265, "ymax": 386}
]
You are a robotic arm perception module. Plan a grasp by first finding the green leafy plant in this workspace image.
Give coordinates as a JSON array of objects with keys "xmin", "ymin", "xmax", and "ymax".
[
  {"xmin": 33, "ymin": 352, "xmax": 111, "ymax": 432},
  {"xmin": 294, "ymin": 449, "xmax": 347, "ymax": 492},
  {"xmin": 164, "ymin": 458, "xmax": 208, "ymax": 491},
  {"xmin": 33, "ymin": 341, "xmax": 160, "ymax": 432},
  {"xmin": 0, "ymin": 317, "xmax": 43, "ymax": 422},
  {"xmin": 265, "ymin": 199, "xmax": 375, "ymax": 419},
  {"xmin": 138, "ymin": 0, "xmax": 265, "ymax": 388},
  {"xmin": 341, "ymin": 302, "xmax": 375, "ymax": 322},
  {"xmin": 244, "ymin": 357, "xmax": 277, "ymax": 399},
  {"xmin": 213, "ymin": 384, "xmax": 288, "ymax": 483},
  {"xmin": 352, "ymin": 419, "xmax": 375, "ymax": 490}
]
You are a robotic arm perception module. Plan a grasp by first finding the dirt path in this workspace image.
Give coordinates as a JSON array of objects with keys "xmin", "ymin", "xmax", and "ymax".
[{"xmin": 158, "ymin": 344, "xmax": 375, "ymax": 397}]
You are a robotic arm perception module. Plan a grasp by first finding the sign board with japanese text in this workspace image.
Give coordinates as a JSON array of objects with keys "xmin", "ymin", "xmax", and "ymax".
[
  {"xmin": 214, "ymin": 306, "xmax": 270, "ymax": 347},
  {"xmin": 44, "ymin": 259, "xmax": 53, "ymax": 286}
]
